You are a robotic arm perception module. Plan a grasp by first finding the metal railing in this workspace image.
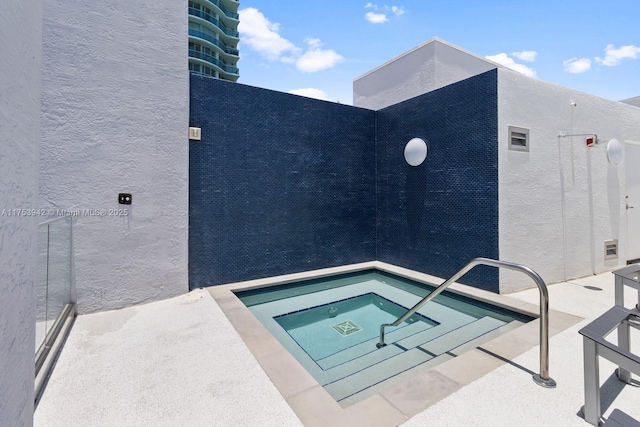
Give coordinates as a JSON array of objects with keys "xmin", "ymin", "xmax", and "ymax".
[
  {"xmin": 202, "ymin": 0, "xmax": 239, "ymax": 19},
  {"xmin": 188, "ymin": 29, "xmax": 239, "ymax": 56},
  {"xmin": 376, "ymin": 257, "xmax": 556, "ymax": 388},
  {"xmin": 188, "ymin": 7, "xmax": 239, "ymax": 37},
  {"xmin": 188, "ymin": 49, "xmax": 239, "ymax": 74}
]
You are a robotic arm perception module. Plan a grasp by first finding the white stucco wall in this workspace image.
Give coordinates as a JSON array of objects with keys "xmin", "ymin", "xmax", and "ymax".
[
  {"xmin": 621, "ymin": 96, "xmax": 640, "ymax": 108},
  {"xmin": 353, "ymin": 38, "xmax": 501, "ymax": 110},
  {"xmin": 40, "ymin": 0, "xmax": 189, "ymax": 313},
  {"xmin": 0, "ymin": 0, "xmax": 41, "ymax": 424},
  {"xmin": 498, "ymin": 68, "xmax": 640, "ymax": 292}
]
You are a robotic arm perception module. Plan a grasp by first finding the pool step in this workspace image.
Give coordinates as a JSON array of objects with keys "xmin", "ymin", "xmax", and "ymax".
[
  {"xmin": 323, "ymin": 348, "xmax": 435, "ymax": 401},
  {"xmin": 319, "ymin": 316, "xmax": 509, "ymax": 402},
  {"xmin": 447, "ymin": 320, "xmax": 524, "ymax": 356},
  {"xmin": 318, "ymin": 316, "xmax": 506, "ymax": 379},
  {"xmin": 394, "ymin": 315, "xmax": 476, "ymax": 349},
  {"xmin": 318, "ymin": 343, "xmax": 404, "ymax": 384},
  {"xmin": 419, "ymin": 316, "xmax": 506, "ymax": 356},
  {"xmin": 316, "ymin": 320, "xmax": 434, "ymax": 370}
]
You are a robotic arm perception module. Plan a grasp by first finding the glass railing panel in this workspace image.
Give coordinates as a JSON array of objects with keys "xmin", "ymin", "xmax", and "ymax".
[
  {"xmin": 46, "ymin": 218, "xmax": 71, "ymax": 330},
  {"xmin": 189, "ymin": 49, "xmax": 239, "ymax": 74},
  {"xmin": 206, "ymin": 0, "xmax": 239, "ymax": 19},
  {"xmin": 189, "ymin": 7, "xmax": 239, "ymax": 37},
  {"xmin": 35, "ymin": 225, "xmax": 49, "ymax": 353},
  {"xmin": 35, "ymin": 217, "xmax": 72, "ymax": 355},
  {"xmin": 188, "ymin": 29, "xmax": 239, "ymax": 56}
]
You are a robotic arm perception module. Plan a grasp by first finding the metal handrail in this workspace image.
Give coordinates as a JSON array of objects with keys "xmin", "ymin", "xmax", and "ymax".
[{"xmin": 376, "ymin": 257, "xmax": 556, "ymax": 388}]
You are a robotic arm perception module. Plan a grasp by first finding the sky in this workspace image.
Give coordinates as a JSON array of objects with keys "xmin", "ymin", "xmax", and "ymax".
[{"xmin": 235, "ymin": 0, "xmax": 640, "ymax": 105}]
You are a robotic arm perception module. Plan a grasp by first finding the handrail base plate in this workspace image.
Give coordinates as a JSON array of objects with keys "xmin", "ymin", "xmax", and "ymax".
[{"xmin": 533, "ymin": 374, "xmax": 557, "ymax": 388}]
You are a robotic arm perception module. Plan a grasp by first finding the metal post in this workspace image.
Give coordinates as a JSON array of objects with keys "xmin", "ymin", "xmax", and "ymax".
[
  {"xmin": 617, "ymin": 320, "xmax": 632, "ymax": 384},
  {"xmin": 615, "ymin": 274, "xmax": 624, "ymax": 307},
  {"xmin": 582, "ymin": 337, "xmax": 601, "ymax": 426},
  {"xmin": 376, "ymin": 324, "xmax": 387, "ymax": 348},
  {"xmin": 531, "ymin": 273, "xmax": 554, "ymax": 388}
]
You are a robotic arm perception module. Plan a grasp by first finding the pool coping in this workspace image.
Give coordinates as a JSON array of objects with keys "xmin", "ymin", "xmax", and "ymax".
[{"xmin": 206, "ymin": 261, "xmax": 582, "ymax": 427}]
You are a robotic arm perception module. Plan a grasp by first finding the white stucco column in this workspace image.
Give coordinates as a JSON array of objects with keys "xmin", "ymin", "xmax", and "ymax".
[{"xmin": 0, "ymin": 0, "xmax": 42, "ymax": 425}]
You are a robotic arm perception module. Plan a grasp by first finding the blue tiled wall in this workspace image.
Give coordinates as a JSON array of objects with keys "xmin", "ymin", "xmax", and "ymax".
[
  {"xmin": 189, "ymin": 76, "xmax": 377, "ymax": 287},
  {"xmin": 376, "ymin": 70, "xmax": 499, "ymax": 291},
  {"xmin": 189, "ymin": 71, "xmax": 499, "ymax": 291}
]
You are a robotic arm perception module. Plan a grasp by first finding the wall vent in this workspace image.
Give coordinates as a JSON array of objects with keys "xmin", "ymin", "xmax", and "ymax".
[
  {"xmin": 508, "ymin": 126, "xmax": 529, "ymax": 152},
  {"xmin": 189, "ymin": 127, "xmax": 201, "ymax": 141},
  {"xmin": 604, "ymin": 240, "xmax": 618, "ymax": 260}
]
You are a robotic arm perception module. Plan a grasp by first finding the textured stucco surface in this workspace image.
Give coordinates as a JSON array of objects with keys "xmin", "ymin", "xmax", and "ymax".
[
  {"xmin": 0, "ymin": 0, "xmax": 41, "ymax": 425},
  {"xmin": 34, "ymin": 290, "xmax": 303, "ymax": 426},
  {"xmin": 498, "ymin": 68, "xmax": 640, "ymax": 292},
  {"xmin": 353, "ymin": 38, "xmax": 501, "ymax": 110},
  {"xmin": 40, "ymin": 0, "xmax": 190, "ymax": 313},
  {"xmin": 621, "ymin": 96, "xmax": 640, "ymax": 108}
]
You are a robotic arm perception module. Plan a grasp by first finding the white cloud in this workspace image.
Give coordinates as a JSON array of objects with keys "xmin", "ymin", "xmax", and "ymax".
[
  {"xmin": 239, "ymin": 8, "xmax": 342, "ymax": 73},
  {"xmin": 485, "ymin": 53, "xmax": 537, "ymax": 77},
  {"xmin": 563, "ymin": 57, "xmax": 592, "ymax": 74},
  {"xmin": 365, "ymin": 11, "xmax": 388, "ymax": 23},
  {"xmin": 238, "ymin": 8, "xmax": 299, "ymax": 61},
  {"xmin": 364, "ymin": 3, "xmax": 404, "ymax": 23},
  {"xmin": 305, "ymin": 38, "xmax": 322, "ymax": 49},
  {"xmin": 288, "ymin": 88, "xmax": 330, "ymax": 101},
  {"xmin": 512, "ymin": 50, "xmax": 537, "ymax": 62},
  {"xmin": 296, "ymin": 38, "xmax": 343, "ymax": 73},
  {"xmin": 595, "ymin": 44, "xmax": 640, "ymax": 66},
  {"xmin": 390, "ymin": 5, "xmax": 405, "ymax": 16}
]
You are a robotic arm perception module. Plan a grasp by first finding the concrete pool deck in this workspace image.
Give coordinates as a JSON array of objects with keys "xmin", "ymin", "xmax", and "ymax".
[{"xmin": 35, "ymin": 266, "xmax": 640, "ymax": 426}]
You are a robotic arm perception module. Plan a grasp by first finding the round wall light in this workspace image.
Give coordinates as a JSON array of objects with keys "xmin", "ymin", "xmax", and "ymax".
[
  {"xmin": 404, "ymin": 138, "xmax": 428, "ymax": 166},
  {"xmin": 607, "ymin": 138, "xmax": 622, "ymax": 165}
]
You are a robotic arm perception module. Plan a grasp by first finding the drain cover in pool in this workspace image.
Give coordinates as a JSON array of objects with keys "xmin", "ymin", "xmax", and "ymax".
[{"xmin": 332, "ymin": 320, "xmax": 362, "ymax": 336}]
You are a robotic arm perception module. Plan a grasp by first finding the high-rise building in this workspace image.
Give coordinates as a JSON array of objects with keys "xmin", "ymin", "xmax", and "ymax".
[{"xmin": 188, "ymin": 0, "xmax": 239, "ymax": 81}]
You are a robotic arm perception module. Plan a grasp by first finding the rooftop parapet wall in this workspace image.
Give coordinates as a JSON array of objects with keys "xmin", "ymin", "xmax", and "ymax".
[
  {"xmin": 353, "ymin": 38, "xmax": 502, "ymax": 111},
  {"xmin": 621, "ymin": 96, "xmax": 640, "ymax": 108}
]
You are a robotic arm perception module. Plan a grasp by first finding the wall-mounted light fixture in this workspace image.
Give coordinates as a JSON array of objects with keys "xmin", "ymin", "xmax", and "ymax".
[
  {"xmin": 606, "ymin": 138, "xmax": 622, "ymax": 165},
  {"xmin": 404, "ymin": 138, "xmax": 428, "ymax": 166}
]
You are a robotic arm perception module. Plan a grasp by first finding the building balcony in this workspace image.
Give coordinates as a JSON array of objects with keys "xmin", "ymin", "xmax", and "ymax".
[
  {"xmin": 189, "ymin": 29, "xmax": 239, "ymax": 57},
  {"xmin": 201, "ymin": 0, "xmax": 239, "ymax": 20},
  {"xmin": 188, "ymin": 7, "xmax": 239, "ymax": 38},
  {"xmin": 189, "ymin": 49, "xmax": 239, "ymax": 75}
]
